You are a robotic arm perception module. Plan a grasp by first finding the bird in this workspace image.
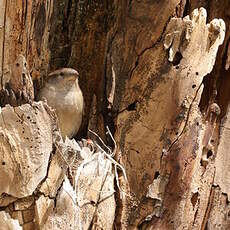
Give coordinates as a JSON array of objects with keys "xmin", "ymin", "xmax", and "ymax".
[{"xmin": 38, "ymin": 68, "xmax": 84, "ymax": 139}]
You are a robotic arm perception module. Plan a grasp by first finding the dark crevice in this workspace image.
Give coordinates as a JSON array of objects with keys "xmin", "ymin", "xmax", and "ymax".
[
  {"xmin": 53, "ymin": 180, "xmax": 64, "ymax": 209},
  {"xmin": 201, "ymin": 170, "xmax": 216, "ymax": 230},
  {"xmin": 67, "ymin": 0, "xmax": 72, "ymax": 17},
  {"xmin": 48, "ymin": 1, "xmax": 76, "ymax": 70},
  {"xmin": 1, "ymin": 0, "xmax": 7, "ymax": 88},
  {"xmin": 172, "ymin": 51, "xmax": 183, "ymax": 66},
  {"xmin": 113, "ymin": 170, "xmax": 123, "ymax": 230},
  {"xmin": 183, "ymin": 0, "xmax": 190, "ymax": 18},
  {"xmin": 192, "ymin": 208, "xmax": 199, "ymax": 227},
  {"xmin": 199, "ymin": 18, "xmax": 230, "ymax": 118},
  {"xmin": 216, "ymin": 36, "xmax": 230, "ymax": 119},
  {"xmin": 102, "ymin": 18, "xmax": 119, "ymax": 144},
  {"xmin": 207, "ymin": 150, "xmax": 213, "ymax": 158},
  {"xmin": 154, "ymin": 171, "xmax": 160, "ymax": 179},
  {"xmin": 199, "ymin": 73, "xmax": 216, "ymax": 114},
  {"xmin": 0, "ymin": 207, "xmax": 6, "ymax": 211},
  {"xmin": 117, "ymin": 100, "xmax": 139, "ymax": 115},
  {"xmin": 191, "ymin": 192, "xmax": 199, "ymax": 209},
  {"xmin": 87, "ymin": 2, "xmax": 117, "ymax": 146},
  {"xmin": 199, "ymin": 19, "xmax": 230, "ymax": 125},
  {"xmin": 36, "ymin": 191, "xmax": 55, "ymax": 203},
  {"xmin": 206, "ymin": 1, "xmax": 211, "ymax": 22},
  {"xmin": 22, "ymin": 0, "xmax": 28, "ymax": 26},
  {"xmin": 175, "ymin": 0, "xmax": 189, "ymax": 18},
  {"xmin": 127, "ymin": 101, "xmax": 137, "ymax": 111}
]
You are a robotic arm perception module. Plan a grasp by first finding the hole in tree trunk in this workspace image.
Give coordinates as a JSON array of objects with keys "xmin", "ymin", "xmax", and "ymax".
[
  {"xmin": 154, "ymin": 171, "xmax": 160, "ymax": 179},
  {"xmin": 172, "ymin": 52, "xmax": 183, "ymax": 66},
  {"xmin": 191, "ymin": 192, "xmax": 199, "ymax": 209}
]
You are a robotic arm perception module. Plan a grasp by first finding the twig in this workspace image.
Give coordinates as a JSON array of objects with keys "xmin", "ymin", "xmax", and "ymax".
[
  {"xmin": 95, "ymin": 143, "xmax": 127, "ymax": 181},
  {"xmin": 106, "ymin": 126, "xmax": 117, "ymax": 157},
  {"xmin": 74, "ymin": 129, "xmax": 128, "ymax": 200},
  {"xmin": 88, "ymin": 129, "xmax": 112, "ymax": 155}
]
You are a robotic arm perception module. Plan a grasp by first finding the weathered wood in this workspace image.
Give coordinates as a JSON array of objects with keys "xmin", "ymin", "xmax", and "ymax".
[{"xmin": 1, "ymin": 0, "xmax": 230, "ymax": 229}]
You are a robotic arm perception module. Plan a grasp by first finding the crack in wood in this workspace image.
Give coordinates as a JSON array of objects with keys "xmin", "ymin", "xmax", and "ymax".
[
  {"xmin": 1, "ymin": 0, "xmax": 7, "ymax": 88},
  {"xmin": 164, "ymin": 81, "xmax": 203, "ymax": 155},
  {"xmin": 201, "ymin": 169, "xmax": 216, "ymax": 230},
  {"xmin": 183, "ymin": 0, "xmax": 190, "ymax": 17},
  {"xmin": 129, "ymin": 16, "xmax": 172, "ymax": 80}
]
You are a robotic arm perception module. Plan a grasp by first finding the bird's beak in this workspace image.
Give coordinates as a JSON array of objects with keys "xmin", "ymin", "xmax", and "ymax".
[{"xmin": 67, "ymin": 75, "xmax": 78, "ymax": 82}]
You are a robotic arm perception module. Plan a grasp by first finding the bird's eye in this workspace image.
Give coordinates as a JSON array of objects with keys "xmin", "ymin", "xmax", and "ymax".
[
  {"xmin": 16, "ymin": 63, "xmax": 20, "ymax": 67},
  {"xmin": 60, "ymin": 72, "xmax": 64, "ymax": 76}
]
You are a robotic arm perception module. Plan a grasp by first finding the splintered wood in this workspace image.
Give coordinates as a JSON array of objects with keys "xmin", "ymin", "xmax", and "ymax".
[{"xmin": 0, "ymin": 101, "xmax": 120, "ymax": 229}]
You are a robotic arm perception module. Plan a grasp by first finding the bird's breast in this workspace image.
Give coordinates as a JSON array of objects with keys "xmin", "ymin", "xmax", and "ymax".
[{"xmin": 39, "ymin": 83, "xmax": 83, "ymax": 138}]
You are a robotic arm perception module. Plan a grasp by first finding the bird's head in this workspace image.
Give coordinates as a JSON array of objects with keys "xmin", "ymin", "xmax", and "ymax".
[{"xmin": 46, "ymin": 68, "xmax": 79, "ymax": 88}]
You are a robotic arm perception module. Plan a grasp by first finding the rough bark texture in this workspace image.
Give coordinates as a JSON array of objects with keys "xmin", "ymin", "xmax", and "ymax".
[{"xmin": 1, "ymin": 0, "xmax": 230, "ymax": 230}]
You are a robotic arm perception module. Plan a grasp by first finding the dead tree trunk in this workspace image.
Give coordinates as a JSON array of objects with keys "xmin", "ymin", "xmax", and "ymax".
[{"xmin": 0, "ymin": 1, "xmax": 230, "ymax": 229}]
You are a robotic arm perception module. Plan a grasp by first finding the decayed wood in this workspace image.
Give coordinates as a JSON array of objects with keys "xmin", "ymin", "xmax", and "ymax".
[
  {"xmin": 0, "ymin": 54, "xmax": 34, "ymax": 107},
  {"xmin": 215, "ymin": 106, "xmax": 230, "ymax": 197},
  {"xmin": 1, "ymin": 0, "xmax": 230, "ymax": 229},
  {"xmin": 107, "ymin": 5, "xmax": 225, "ymax": 228},
  {"xmin": 0, "ymin": 102, "xmax": 56, "ymax": 198},
  {"xmin": 0, "ymin": 0, "xmax": 52, "ymax": 90},
  {"xmin": 0, "ymin": 101, "xmax": 117, "ymax": 229}
]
